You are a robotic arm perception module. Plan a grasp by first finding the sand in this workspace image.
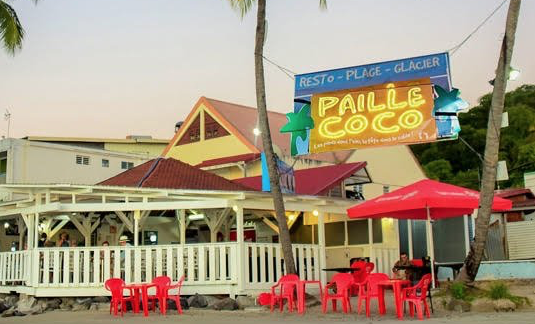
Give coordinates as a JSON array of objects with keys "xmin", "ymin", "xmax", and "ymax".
[{"xmin": 2, "ymin": 307, "xmax": 534, "ymax": 324}]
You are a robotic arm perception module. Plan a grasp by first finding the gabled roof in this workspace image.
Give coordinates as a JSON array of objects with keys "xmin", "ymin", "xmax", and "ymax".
[
  {"xmin": 495, "ymin": 188, "xmax": 535, "ymax": 199},
  {"xmin": 233, "ymin": 162, "xmax": 368, "ymax": 196},
  {"xmin": 196, "ymin": 153, "xmax": 262, "ymax": 168},
  {"xmin": 163, "ymin": 97, "xmax": 353, "ymax": 164},
  {"xmin": 99, "ymin": 158, "xmax": 251, "ymax": 191}
]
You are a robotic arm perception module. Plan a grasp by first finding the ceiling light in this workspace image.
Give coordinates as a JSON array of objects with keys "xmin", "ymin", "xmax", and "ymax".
[
  {"xmin": 232, "ymin": 205, "xmax": 238, "ymax": 212},
  {"xmin": 312, "ymin": 210, "xmax": 319, "ymax": 217},
  {"xmin": 188, "ymin": 214, "xmax": 204, "ymax": 221},
  {"xmin": 508, "ymin": 68, "xmax": 520, "ymax": 81},
  {"xmin": 4, "ymin": 222, "xmax": 9, "ymax": 229},
  {"xmin": 253, "ymin": 128, "xmax": 261, "ymax": 136}
]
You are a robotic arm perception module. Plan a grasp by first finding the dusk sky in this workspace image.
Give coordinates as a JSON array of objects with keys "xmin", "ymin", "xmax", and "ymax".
[{"xmin": 1, "ymin": 0, "xmax": 534, "ymax": 140}]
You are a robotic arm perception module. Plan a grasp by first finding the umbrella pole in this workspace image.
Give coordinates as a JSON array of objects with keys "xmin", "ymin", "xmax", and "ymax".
[{"xmin": 426, "ymin": 205, "xmax": 436, "ymax": 289}]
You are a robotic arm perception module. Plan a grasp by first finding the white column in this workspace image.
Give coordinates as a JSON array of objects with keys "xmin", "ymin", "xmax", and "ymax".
[
  {"xmin": 317, "ymin": 211, "xmax": 327, "ymax": 285},
  {"xmin": 236, "ymin": 205, "xmax": 245, "ymax": 293},
  {"xmin": 178, "ymin": 210, "xmax": 186, "ymax": 246},
  {"xmin": 134, "ymin": 210, "xmax": 140, "ymax": 247},
  {"xmin": 368, "ymin": 218, "xmax": 374, "ymax": 266},
  {"xmin": 463, "ymin": 215, "xmax": 470, "ymax": 256},
  {"xmin": 426, "ymin": 206, "xmax": 436, "ymax": 289},
  {"xmin": 407, "ymin": 220, "xmax": 413, "ymax": 259},
  {"xmin": 394, "ymin": 219, "xmax": 401, "ymax": 258}
]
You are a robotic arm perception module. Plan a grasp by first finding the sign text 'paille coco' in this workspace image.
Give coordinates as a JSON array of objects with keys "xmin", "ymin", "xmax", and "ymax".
[{"xmin": 309, "ymin": 78, "xmax": 436, "ymax": 153}]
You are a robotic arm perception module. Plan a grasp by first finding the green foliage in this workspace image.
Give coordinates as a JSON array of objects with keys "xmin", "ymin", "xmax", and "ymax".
[
  {"xmin": 486, "ymin": 282, "xmax": 531, "ymax": 306},
  {"xmin": 412, "ymin": 85, "xmax": 535, "ymax": 189},
  {"xmin": 0, "ymin": 0, "xmax": 24, "ymax": 55},
  {"xmin": 449, "ymin": 282, "xmax": 474, "ymax": 302}
]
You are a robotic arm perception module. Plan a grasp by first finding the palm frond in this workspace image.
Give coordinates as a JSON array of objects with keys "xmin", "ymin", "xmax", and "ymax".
[
  {"xmin": 0, "ymin": 0, "xmax": 25, "ymax": 55},
  {"xmin": 319, "ymin": 0, "xmax": 328, "ymax": 10},
  {"xmin": 227, "ymin": 0, "xmax": 256, "ymax": 19}
]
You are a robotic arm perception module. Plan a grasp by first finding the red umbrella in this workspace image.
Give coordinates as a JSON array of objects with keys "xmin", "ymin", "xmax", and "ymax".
[
  {"xmin": 347, "ymin": 179, "xmax": 512, "ymax": 220},
  {"xmin": 347, "ymin": 179, "xmax": 512, "ymax": 288}
]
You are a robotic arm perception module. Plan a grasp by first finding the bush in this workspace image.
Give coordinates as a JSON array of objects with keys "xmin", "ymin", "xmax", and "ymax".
[
  {"xmin": 450, "ymin": 282, "xmax": 473, "ymax": 301},
  {"xmin": 486, "ymin": 282, "xmax": 530, "ymax": 306},
  {"xmin": 488, "ymin": 282, "xmax": 509, "ymax": 300}
]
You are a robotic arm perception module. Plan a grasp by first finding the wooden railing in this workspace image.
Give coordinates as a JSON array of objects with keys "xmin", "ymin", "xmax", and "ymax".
[
  {"xmin": 244, "ymin": 243, "xmax": 321, "ymax": 290},
  {"xmin": 34, "ymin": 243, "xmax": 238, "ymax": 288},
  {"xmin": 0, "ymin": 251, "xmax": 29, "ymax": 285}
]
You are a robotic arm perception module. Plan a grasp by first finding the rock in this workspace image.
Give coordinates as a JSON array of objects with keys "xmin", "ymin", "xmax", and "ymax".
[
  {"xmin": 4, "ymin": 295, "xmax": 19, "ymax": 308},
  {"xmin": 60, "ymin": 297, "xmax": 75, "ymax": 310},
  {"xmin": 236, "ymin": 296, "xmax": 256, "ymax": 309},
  {"xmin": 46, "ymin": 298, "xmax": 62, "ymax": 311},
  {"xmin": 164, "ymin": 298, "xmax": 189, "ymax": 312},
  {"xmin": 304, "ymin": 293, "xmax": 321, "ymax": 308},
  {"xmin": 92, "ymin": 296, "xmax": 109, "ymax": 303},
  {"xmin": 447, "ymin": 299, "xmax": 471, "ymax": 312},
  {"xmin": 471, "ymin": 298, "xmax": 495, "ymax": 312},
  {"xmin": 493, "ymin": 299, "xmax": 516, "ymax": 312},
  {"xmin": 1, "ymin": 307, "xmax": 16, "ymax": 318},
  {"xmin": 188, "ymin": 294, "xmax": 208, "ymax": 308},
  {"xmin": 72, "ymin": 303, "xmax": 90, "ymax": 312},
  {"xmin": 17, "ymin": 295, "xmax": 38, "ymax": 314},
  {"xmin": 89, "ymin": 303, "xmax": 99, "ymax": 311},
  {"xmin": 212, "ymin": 297, "xmax": 238, "ymax": 311},
  {"xmin": 0, "ymin": 300, "xmax": 9, "ymax": 314},
  {"xmin": 204, "ymin": 295, "xmax": 221, "ymax": 309}
]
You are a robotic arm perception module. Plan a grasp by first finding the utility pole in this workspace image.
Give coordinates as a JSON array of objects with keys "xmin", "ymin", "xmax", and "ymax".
[
  {"xmin": 458, "ymin": 0, "xmax": 522, "ymax": 283},
  {"xmin": 4, "ymin": 110, "xmax": 11, "ymax": 138}
]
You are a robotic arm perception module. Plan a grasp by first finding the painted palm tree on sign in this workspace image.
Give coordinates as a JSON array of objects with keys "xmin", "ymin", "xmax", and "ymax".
[
  {"xmin": 227, "ymin": 0, "xmax": 327, "ymax": 274},
  {"xmin": 0, "ymin": 0, "xmax": 38, "ymax": 55}
]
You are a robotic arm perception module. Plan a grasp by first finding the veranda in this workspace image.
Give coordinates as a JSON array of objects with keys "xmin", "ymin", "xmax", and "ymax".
[{"xmin": 0, "ymin": 184, "xmax": 399, "ymax": 297}]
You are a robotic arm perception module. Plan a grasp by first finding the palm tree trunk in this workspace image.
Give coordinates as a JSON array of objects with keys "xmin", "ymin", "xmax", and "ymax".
[
  {"xmin": 253, "ymin": 0, "xmax": 296, "ymax": 274},
  {"xmin": 457, "ymin": 0, "xmax": 521, "ymax": 283}
]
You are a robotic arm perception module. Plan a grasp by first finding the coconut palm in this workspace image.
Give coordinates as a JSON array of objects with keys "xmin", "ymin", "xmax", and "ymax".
[
  {"xmin": 227, "ymin": 0, "xmax": 326, "ymax": 274},
  {"xmin": 0, "ymin": 0, "xmax": 25, "ymax": 54}
]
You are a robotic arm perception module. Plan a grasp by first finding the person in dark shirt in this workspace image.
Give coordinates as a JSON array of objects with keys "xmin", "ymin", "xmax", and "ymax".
[
  {"xmin": 38, "ymin": 233, "xmax": 47, "ymax": 248},
  {"xmin": 392, "ymin": 252, "xmax": 413, "ymax": 280}
]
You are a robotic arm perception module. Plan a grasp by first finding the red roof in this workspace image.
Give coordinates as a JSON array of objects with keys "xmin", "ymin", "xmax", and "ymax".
[
  {"xmin": 196, "ymin": 153, "xmax": 261, "ymax": 168},
  {"xmin": 205, "ymin": 98, "xmax": 353, "ymax": 164},
  {"xmin": 233, "ymin": 162, "xmax": 368, "ymax": 196},
  {"xmin": 495, "ymin": 188, "xmax": 535, "ymax": 208},
  {"xmin": 99, "ymin": 158, "xmax": 251, "ymax": 191}
]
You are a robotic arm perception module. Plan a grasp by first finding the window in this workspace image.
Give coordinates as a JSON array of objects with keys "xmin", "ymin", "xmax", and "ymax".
[
  {"xmin": 121, "ymin": 161, "xmax": 134, "ymax": 170},
  {"xmin": 76, "ymin": 155, "xmax": 90, "ymax": 165},
  {"xmin": 347, "ymin": 219, "xmax": 383, "ymax": 245},
  {"xmin": 102, "ymin": 159, "xmax": 109, "ymax": 168}
]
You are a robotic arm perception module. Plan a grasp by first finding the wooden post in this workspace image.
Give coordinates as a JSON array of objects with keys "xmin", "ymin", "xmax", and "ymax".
[
  {"xmin": 177, "ymin": 210, "xmax": 186, "ymax": 246},
  {"xmin": 317, "ymin": 211, "xmax": 326, "ymax": 285},
  {"xmin": 236, "ymin": 205, "xmax": 245, "ymax": 293},
  {"xmin": 134, "ymin": 210, "xmax": 140, "ymax": 247}
]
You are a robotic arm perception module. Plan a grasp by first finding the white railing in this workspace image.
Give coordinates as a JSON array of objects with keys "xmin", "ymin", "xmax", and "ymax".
[
  {"xmin": 244, "ymin": 243, "xmax": 321, "ymax": 290},
  {"xmin": 0, "ymin": 251, "xmax": 29, "ymax": 285},
  {"xmin": 35, "ymin": 243, "xmax": 238, "ymax": 288},
  {"xmin": 371, "ymin": 246, "xmax": 398, "ymax": 275}
]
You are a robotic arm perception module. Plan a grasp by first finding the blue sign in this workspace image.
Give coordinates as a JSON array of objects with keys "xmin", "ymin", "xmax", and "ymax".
[
  {"xmin": 294, "ymin": 52, "xmax": 451, "ymax": 98},
  {"xmin": 261, "ymin": 152, "xmax": 295, "ymax": 194}
]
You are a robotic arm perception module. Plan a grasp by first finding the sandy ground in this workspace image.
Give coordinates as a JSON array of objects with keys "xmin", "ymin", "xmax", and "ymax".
[{"xmin": 2, "ymin": 307, "xmax": 534, "ymax": 324}]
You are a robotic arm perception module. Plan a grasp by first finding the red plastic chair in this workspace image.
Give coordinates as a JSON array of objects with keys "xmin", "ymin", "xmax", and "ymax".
[
  {"xmin": 148, "ymin": 276, "xmax": 171, "ymax": 313},
  {"xmin": 411, "ymin": 259, "xmax": 424, "ymax": 267},
  {"xmin": 160, "ymin": 275, "xmax": 185, "ymax": 315},
  {"xmin": 105, "ymin": 278, "xmax": 135, "ymax": 316},
  {"xmin": 357, "ymin": 272, "xmax": 389, "ymax": 317},
  {"xmin": 401, "ymin": 274, "xmax": 431, "ymax": 320},
  {"xmin": 350, "ymin": 261, "xmax": 367, "ymax": 296},
  {"xmin": 322, "ymin": 273, "xmax": 354, "ymax": 314},
  {"xmin": 270, "ymin": 274, "xmax": 299, "ymax": 313}
]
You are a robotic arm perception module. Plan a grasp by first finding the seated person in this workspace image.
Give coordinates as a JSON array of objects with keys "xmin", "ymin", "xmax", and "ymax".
[{"xmin": 392, "ymin": 252, "xmax": 413, "ymax": 280}]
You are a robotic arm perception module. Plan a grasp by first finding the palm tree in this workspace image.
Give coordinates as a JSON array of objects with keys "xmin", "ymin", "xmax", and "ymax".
[
  {"xmin": 0, "ymin": 0, "xmax": 25, "ymax": 54},
  {"xmin": 227, "ymin": 0, "xmax": 326, "ymax": 274}
]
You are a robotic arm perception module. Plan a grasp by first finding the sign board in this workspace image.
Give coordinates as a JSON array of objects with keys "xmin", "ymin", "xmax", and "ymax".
[
  {"xmin": 309, "ymin": 79, "xmax": 436, "ymax": 153},
  {"xmin": 261, "ymin": 152, "xmax": 295, "ymax": 194},
  {"xmin": 283, "ymin": 52, "xmax": 466, "ymax": 155}
]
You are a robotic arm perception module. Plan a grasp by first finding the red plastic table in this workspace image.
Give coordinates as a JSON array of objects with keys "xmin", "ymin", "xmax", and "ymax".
[
  {"xmin": 377, "ymin": 279, "xmax": 411, "ymax": 319},
  {"xmin": 296, "ymin": 280, "xmax": 323, "ymax": 314},
  {"xmin": 125, "ymin": 283, "xmax": 157, "ymax": 317}
]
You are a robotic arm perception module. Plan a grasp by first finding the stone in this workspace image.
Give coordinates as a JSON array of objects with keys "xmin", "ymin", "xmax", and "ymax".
[
  {"xmin": 204, "ymin": 295, "xmax": 221, "ymax": 309},
  {"xmin": 72, "ymin": 302, "xmax": 90, "ymax": 312},
  {"xmin": 89, "ymin": 303, "xmax": 99, "ymax": 311},
  {"xmin": 46, "ymin": 298, "xmax": 62, "ymax": 310},
  {"xmin": 188, "ymin": 294, "xmax": 208, "ymax": 308},
  {"xmin": 1, "ymin": 307, "xmax": 16, "ymax": 318},
  {"xmin": 92, "ymin": 296, "xmax": 109, "ymax": 303},
  {"xmin": 447, "ymin": 299, "xmax": 471, "ymax": 312},
  {"xmin": 165, "ymin": 297, "xmax": 189, "ymax": 311},
  {"xmin": 16, "ymin": 295, "xmax": 38, "ymax": 314},
  {"xmin": 236, "ymin": 296, "xmax": 256, "ymax": 309},
  {"xmin": 0, "ymin": 300, "xmax": 9, "ymax": 314},
  {"xmin": 471, "ymin": 298, "xmax": 495, "ymax": 312},
  {"xmin": 4, "ymin": 295, "xmax": 19, "ymax": 308},
  {"xmin": 304, "ymin": 293, "xmax": 321, "ymax": 308},
  {"xmin": 212, "ymin": 297, "xmax": 238, "ymax": 311},
  {"xmin": 493, "ymin": 299, "xmax": 516, "ymax": 312}
]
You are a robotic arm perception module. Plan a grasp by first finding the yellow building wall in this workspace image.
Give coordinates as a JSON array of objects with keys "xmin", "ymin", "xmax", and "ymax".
[
  {"xmin": 104, "ymin": 143, "xmax": 167, "ymax": 157},
  {"xmin": 166, "ymin": 135, "xmax": 253, "ymax": 166},
  {"xmin": 345, "ymin": 145, "xmax": 426, "ymax": 200}
]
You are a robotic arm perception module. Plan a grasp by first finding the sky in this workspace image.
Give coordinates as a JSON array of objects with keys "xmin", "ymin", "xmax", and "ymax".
[{"xmin": 1, "ymin": 0, "xmax": 534, "ymax": 140}]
